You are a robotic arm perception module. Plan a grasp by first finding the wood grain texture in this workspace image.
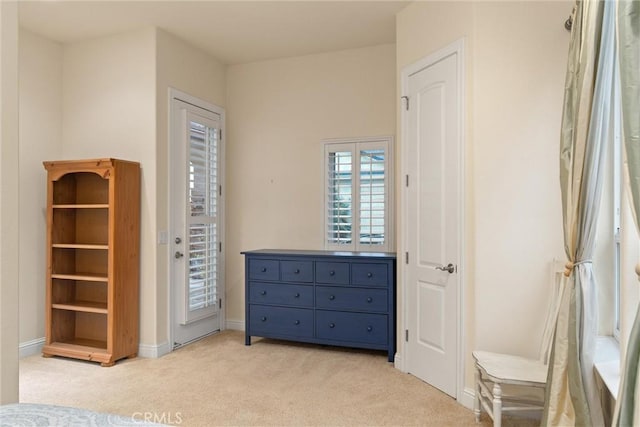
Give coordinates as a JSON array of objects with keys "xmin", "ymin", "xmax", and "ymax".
[{"xmin": 43, "ymin": 159, "xmax": 140, "ymax": 366}]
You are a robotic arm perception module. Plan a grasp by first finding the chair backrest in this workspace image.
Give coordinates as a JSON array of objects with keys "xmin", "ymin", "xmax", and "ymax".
[{"xmin": 538, "ymin": 259, "xmax": 567, "ymax": 365}]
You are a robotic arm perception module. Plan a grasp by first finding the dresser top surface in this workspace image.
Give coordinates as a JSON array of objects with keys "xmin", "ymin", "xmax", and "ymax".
[{"xmin": 241, "ymin": 249, "xmax": 396, "ymax": 260}]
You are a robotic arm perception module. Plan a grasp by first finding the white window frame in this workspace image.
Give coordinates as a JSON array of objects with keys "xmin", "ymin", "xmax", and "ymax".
[
  {"xmin": 613, "ymin": 64, "xmax": 622, "ymax": 341},
  {"xmin": 323, "ymin": 136, "xmax": 394, "ymax": 252}
]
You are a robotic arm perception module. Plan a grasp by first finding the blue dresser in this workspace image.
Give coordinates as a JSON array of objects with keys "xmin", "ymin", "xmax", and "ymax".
[{"xmin": 242, "ymin": 249, "xmax": 396, "ymax": 361}]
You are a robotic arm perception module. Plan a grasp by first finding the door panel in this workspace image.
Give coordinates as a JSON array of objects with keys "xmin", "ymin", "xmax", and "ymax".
[
  {"xmin": 405, "ymin": 49, "xmax": 461, "ymax": 397},
  {"xmin": 418, "ymin": 83, "xmax": 445, "ymax": 266},
  {"xmin": 417, "ymin": 281, "xmax": 445, "ymax": 351}
]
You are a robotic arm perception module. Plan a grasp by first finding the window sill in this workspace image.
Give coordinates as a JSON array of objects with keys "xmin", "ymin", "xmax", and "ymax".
[
  {"xmin": 594, "ymin": 335, "xmax": 620, "ymax": 425},
  {"xmin": 594, "ymin": 335, "xmax": 620, "ymax": 400}
]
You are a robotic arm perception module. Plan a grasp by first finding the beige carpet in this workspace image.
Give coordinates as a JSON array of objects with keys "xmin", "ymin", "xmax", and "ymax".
[{"xmin": 20, "ymin": 331, "xmax": 535, "ymax": 426}]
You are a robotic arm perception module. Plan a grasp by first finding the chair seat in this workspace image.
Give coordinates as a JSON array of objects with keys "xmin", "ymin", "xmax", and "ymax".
[{"xmin": 472, "ymin": 350, "xmax": 548, "ymax": 386}]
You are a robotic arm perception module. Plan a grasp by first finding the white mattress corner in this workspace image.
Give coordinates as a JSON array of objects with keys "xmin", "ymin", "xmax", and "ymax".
[{"xmin": 0, "ymin": 403, "xmax": 166, "ymax": 427}]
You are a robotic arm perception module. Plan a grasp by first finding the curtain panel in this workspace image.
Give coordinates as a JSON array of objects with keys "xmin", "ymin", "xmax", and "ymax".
[
  {"xmin": 543, "ymin": 1, "xmax": 615, "ymax": 425},
  {"xmin": 613, "ymin": 1, "xmax": 640, "ymax": 426}
]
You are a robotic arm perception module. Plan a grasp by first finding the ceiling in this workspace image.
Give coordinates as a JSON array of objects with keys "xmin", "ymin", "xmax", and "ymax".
[{"xmin": 18, "ymin": 1, "xmax": 409, "ymax": 65}]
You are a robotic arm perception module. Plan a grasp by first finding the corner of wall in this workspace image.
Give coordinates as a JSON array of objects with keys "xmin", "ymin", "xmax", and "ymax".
[
  {"xmin": 138, "ymin": 341, "xmax": 172, "ymax": 359},
  {"xmin": 0, "ymin": 0, "xmax": 21, "ymax": 404}
]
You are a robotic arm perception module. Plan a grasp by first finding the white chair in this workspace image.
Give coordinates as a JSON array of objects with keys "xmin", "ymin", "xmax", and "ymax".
[{"xmin": 472, "ymin": 260, "xmax": 565, "ymax": 427}]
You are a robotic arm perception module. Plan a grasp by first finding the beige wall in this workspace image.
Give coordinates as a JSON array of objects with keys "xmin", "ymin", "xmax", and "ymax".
[
  {"xmin": 397, "ymin": 1, "xmax": 570, "ymax": 393},
  {"xmin": 225, "ymin": 43, "xmax": 396, "ymax": 323},
  {"xmin": 61, "ymin": 27, "xmax": 158, "ymax": 345},
  {"xmin": 155, "ymin": 28, "xmax": 226, "ymax": 346},
  {"xmin": 0, "ymin": 0, "xmax": 20, "ymax": 403},
  {"xmin": 472, "ymin": 1, "xmax": 568, "ymax": 354},
  {"xmin": 18, "ymin": 29, "xmax": 63, "ymax": 346}
]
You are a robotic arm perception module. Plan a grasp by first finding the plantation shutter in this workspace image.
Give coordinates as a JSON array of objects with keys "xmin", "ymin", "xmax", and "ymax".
[
  {"xmin": 326, "ymin": 145, "xmax": 355, "ymax": 246},
  {"xmin": 359, "ymin": 148, "xmax": 386, "ymax": 246},
  {"xmin": 184, "ymin": 112, "xmax": 220, "ymax": 323},
  {"xmin": 324, "ymin": 138, "xmax": 392, "ymax": 252}
]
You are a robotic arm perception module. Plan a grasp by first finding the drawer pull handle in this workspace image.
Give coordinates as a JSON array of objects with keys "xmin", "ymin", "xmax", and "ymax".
[
  {"xmin": 294, "ymin": 293, "xmax": 300, "ymax": 298},
  {"xmin": 260, "ymin": 290, "xmax": 267, "ymax": 296},
  {"xmin": 329, "ymin": 323, "xmax": 335, "ymax": 328},
  {"xmin": 261, "ymin": 316, "xmax": 267, "ymax": 322},
  {"xmin": 261, "ymin": 267, "xmax": 267, "ymax": 273},
  {"xmin": 294, "ymin": 269, "xmax": 300, "ymax": 274},
  {"xmin": 367, "ymin": 326, "xmax": 373, "ymax": 332},
  {"xmin": 366, "ymin": 297, "xmax": 373, "ymax": 303},
  {"xmin": 329, "ymin": 271, "xmax": 335, "ymax": 276},
  {"xmin": 294, "ymin": 320, "xmax": 300, "ymax": 325},
  {"xmin": 367, "ymin": 272, "xmax": 373, "ymax": 278},
  {"xmin": 329, "ymin": 295, "xmax": 335, "ymax": 300}
]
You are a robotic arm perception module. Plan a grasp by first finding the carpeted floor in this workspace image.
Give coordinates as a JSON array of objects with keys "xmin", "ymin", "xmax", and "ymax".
[{"xmin": 19, "ymin": 331, "xmax": 536, "ymax": 426}]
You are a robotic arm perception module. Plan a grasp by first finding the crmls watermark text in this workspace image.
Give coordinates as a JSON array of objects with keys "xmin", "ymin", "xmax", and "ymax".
[{"xmin": 132, "ymin": 412, "xmax": 183, "ymax": 425}]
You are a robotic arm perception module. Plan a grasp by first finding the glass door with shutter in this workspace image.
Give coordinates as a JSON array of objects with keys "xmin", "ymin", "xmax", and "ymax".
[{"xmin": 170, "ymin": 95, "xmax": 224, "ymax": 348}]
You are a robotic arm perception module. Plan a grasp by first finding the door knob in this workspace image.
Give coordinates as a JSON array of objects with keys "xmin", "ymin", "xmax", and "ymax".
[
  {"xmin": 175, "ymin": 251, "xmax": 184, "ymax": 259},
  {"xmin": 175, "ymin": 237, "xmax": 182, "ymax": 244},
  {"xmin": 436, "ymin": 263, "xmax": 455, "ymax": 274}
]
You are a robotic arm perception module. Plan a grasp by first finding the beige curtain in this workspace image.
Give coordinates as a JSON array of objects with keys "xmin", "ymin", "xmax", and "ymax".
[
  {"xmin": 613, "ymin": 1, "xmax": 640, "ymax": 426},
  {"xmin": 543, "ymin": 0, "xmax": 615, "ymax": 425}
]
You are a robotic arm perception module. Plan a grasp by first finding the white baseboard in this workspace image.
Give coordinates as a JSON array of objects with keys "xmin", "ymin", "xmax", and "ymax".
[
  {"xmin": 21, "ymin": 338, "xmax": 172, "ymax": 360},
  {"xmin": 225, "ymin": 319, "xmax": 245, "ymax": 331},
  {"xmin": 133, "ymin": 322, "xmax": 249, "ymax": 357},
  {"xmin": 393, "ymin": 352, "xmax": 405, "ymax": 372},
  {"xmin": 460, "ymin": 386, "xmax": 475, "ymax": 409},
  {"xmin": 138, "ymin": 341, "xmax": 172, "ymax": 359},
  {"xmin": 19, "ymin": 337, "xmax": 45, "ymax": 358}
]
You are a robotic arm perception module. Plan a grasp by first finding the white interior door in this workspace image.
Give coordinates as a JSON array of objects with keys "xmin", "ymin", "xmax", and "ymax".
[
  {"xmin": 403, "ymin": 45, "xmax": 462, "ymax": 398},
  {"xmin": 170, "ymin": 93, "xmax": 224, "ymax": 348}
]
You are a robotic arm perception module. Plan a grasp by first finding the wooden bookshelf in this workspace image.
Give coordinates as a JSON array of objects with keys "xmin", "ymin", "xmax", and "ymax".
[{"xmin": 42, "ymin": 158, "xmax": 140, "ymax": 367}]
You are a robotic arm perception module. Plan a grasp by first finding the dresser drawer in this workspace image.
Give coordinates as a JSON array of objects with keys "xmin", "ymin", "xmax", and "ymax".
[
  {"xmin": 316, "ymin": 286, "xmax": 387, "ymax": 312},
  {"xmin": 316, "ymin": 311, "xmax": 387, "ymax": 345},
  {"xmin": 315, "ymin": 262, "xmax": 350, "ymax": 285},
  {"xmin": 249, "ymin": 305, "xmax": 313, "ymax": 338},
  {"xmin": 351, "ymin": 263, "xmax": 388, "ymax": 287},
  {"xmin": 248, "ymin": 259, "xmax": 279, "ymax": 281},
  {"xmin": 249, "ymin": 282, "xmax": 313, "ymax": 307},
  {"xmin": 280, "ymin": 260, "xmax": 313, "ymax": 283}
]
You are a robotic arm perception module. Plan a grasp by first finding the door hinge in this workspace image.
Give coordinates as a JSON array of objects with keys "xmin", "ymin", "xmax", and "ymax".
[
  {"xmin": 405, "ymin": 329, "xmax": 409, "ymax": 342},
  {"xmin": 401, "ymin": 96, "xmax": 409, "ymax": 111},
  {"xmin": 405, "ymin": 174, "xmax": 409, "ymax": 187},
  {"xmin": 219, "ymin": 299, "xmax": 222, "ymax": 309},
  {"xmin": 219, "ymin": 129, "xmax": 222, "ymax": 139},
  {"xmin": 219, "ymin": 185, "xmax": 222, "ymax": 197},
  {"xmin": 219, "ymin": 241, "xmax": 222, "ymax": 252},
  {"xmin": 405, "ymin": 252, "xmax": 409, "ymax": 264}
]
